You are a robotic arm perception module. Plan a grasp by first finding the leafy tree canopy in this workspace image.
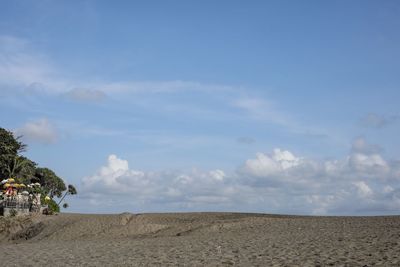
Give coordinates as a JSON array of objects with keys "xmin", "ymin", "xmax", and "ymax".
[
  {"xmin": 0, "ymin": 128, "xmax": 27, "ymax": 179},
  {"xmin": 0, "ymin": 127, "xmax": 76, "ymax": 212},
  {"xmin": 35, "ymin": 167, "xmax": 67, "ymax": 198},
  {"xmin": 5, "ymin": 155, "xmax": 37, "ymax": 184},
  {"xmin": 0, "ymin": 128, "xmax": 26, "ymax": 155}
]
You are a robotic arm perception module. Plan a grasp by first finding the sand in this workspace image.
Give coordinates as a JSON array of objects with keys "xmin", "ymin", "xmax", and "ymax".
[{"xmin": 0, "ymin": 212, "xmax": 399, "ymax": 266}]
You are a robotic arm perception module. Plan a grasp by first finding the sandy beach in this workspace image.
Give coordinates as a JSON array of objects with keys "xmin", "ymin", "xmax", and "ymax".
[{"xmin": 0, "ymin": 213, "xmax": 399, "ymax": 266}]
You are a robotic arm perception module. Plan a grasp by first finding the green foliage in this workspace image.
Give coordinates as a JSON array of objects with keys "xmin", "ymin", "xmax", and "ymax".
[
  {"xmin": 67, "ymin": 184, "xmax": 77, "ymax": 195},
  {"xmin": 0, "ymin": 127, "xmax": 77, "ymax": 212},
  {"xmin": 58, "ymin": 184, "xmax": 78, "ymax": 206},
  {"xmin": 42, "ymin": 195, "xmax": 60, "ymax": 213},
  {"xmin": 5, "ymin": 156, "xmax": 37, "ymax": 184},
  {"xmin": 48, "ymin": 199, "xmax": 60, "ymax": 213},
  {"xmin": 35, "ymin": 168, "xmax": 66, "ymax": 198},
  {"xmin": 0, "ymin": 128, "xmax": 26, "ymax": 179},
  {"xmin": 0, "ymin": 128, "xmax": 26, "ymax": 155}
]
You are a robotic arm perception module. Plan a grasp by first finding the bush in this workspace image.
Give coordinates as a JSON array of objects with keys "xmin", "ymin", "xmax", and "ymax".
[
  {"xmin": 40, "ymin": 195, "xmax": 60, "ymax": 213},
  {"xmin": 47, "ymin": 198, "xmax": 60, "ymax": 213}
]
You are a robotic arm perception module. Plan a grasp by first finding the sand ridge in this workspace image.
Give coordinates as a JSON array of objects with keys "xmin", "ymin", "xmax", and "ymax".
[{"xmin": 0, "ymin": 212, "xmax": 399, "ymax": 266}]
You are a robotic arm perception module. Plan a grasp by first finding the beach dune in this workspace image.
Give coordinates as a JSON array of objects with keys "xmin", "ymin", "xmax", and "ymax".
[{"xmin": 1, "ymin": 212, "xmax": 399, "ymax": 266}]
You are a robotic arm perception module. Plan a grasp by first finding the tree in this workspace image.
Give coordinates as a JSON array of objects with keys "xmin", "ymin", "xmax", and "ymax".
[
  {"xmin": 35, "ymin": 168, "xmax": 66, "ymax": 198},
  {"xmin": 15, "ymin": 156, "xmax": 37, "ymax": 184},
  {"xmin": 0, "ymin": 126, "xmax": 77, "ymax": 212},
  {"xmin": 58, "ymin": 184, "xmax": 77, "ymax": 206},
  {"xmin": 0, "ymin": 128, "xmax": 26, "ymax": 179},
  {"xmin": 0, "ymin": 128, "xmax": 26, "ymax": 155},
  {"xmin": 62, "ymin": 203, "xmax": 69, "ymax": 209},
  {"xmin": 4, "ymin": 155, "xmax": 36, "ymax": 183}
]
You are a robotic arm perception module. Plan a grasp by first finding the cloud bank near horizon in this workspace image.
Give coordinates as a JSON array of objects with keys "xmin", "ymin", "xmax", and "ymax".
[{"xmin": 80, "ymin": 138, "xmax": 400, "ymax": 215}]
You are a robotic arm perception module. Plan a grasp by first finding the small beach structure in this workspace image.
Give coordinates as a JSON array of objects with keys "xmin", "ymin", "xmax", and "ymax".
[{"xmin": 0, "ymin": 178, "xmax": 47, "ymax": 217}]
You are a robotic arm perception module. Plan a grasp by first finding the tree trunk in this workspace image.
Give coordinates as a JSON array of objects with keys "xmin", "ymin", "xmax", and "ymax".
[{"xmin": 57, "ymin": 192, "xmax": 69, "ymax": 206}]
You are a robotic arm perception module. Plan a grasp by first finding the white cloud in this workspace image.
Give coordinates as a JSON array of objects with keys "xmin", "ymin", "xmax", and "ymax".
[
  {"xmin": 15, "ymin": 118, "xmax": 58, "ymax": 144},
  {"xmin": 82, "ymin": 155, "xmax": 233, "ymax": 208},
  {"xmin": 242, "ymin": 149, "xmax": 302, "ymax": 177},
  {"xmin": 81, "ymin": 139, "xmax": 400, "ymax": 215},
  {"xmin": 237, "ymin": 141, "xmax": 400, "ymax": 214},
  {"xmin": 209, "ymin": 169, "xmax": 226, "ymax": 181},
  {"xmin": 349, "ymin": 153, "xmax": 389, "ymax": 174},
  {"xmin": 353, "ymin": 181, "xmax": 373, "ymax": 198},
  {"xmin": 306, "ymin": 194, "xmax": 341, "ymax": 215},
  {"xmin": 383, "ymin": 185, "xmax": 394, "ymax": 193}
]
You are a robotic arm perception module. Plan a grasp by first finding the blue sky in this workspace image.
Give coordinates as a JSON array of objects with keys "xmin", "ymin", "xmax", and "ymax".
[{"xmin": 1, "ymin": 1, "xmax": 400, "ymax": 215}]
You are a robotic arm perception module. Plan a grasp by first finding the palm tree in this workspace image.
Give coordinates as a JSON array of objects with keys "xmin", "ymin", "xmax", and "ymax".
[
  {"xmin": 5, "ymin": 156, "xmax": 30, "ymax": 178},
  {"xmin": 57, "ymin": 184, "xmax": 77, "ymax": 206}
]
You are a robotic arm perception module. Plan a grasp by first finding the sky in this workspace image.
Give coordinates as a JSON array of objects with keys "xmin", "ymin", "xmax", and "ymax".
[{"xmin": 0, "ymin": 0, "xmax": 400, "ymax": 215}]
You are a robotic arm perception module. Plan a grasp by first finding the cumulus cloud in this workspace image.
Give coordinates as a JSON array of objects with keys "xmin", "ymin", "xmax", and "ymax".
[
  {"xmin": 82, "ymin": 155, "xmax": 235, "ymax": 209},
  {"xmin": 65, "ymin": 88, "xmax": 107, "ymax": 103},
  {"xmin": 242, "ymin": 149, "xmax": 302, "ymax": 177},
  {"xmin": 353, "ymin": 181, "xmax": 373, "ymax": 198},
  {"xmin": 209, "ymin": 169, "xmax": 226, "ymax": 181},
  {"xmin": 239, "ymin": 142, "xmax": 400, "ymax": 214},
  {"xmin": 349, "ymin": 153, "xmax": 389, "ymax": 174},
  {"xmin": 360, "ymin": 113, "xmax": 399, "ymax": 129},
  {"xmin": 15, "ymin": 118, "xmax": 58, "ymax": 144},
  {"xmin": 81, "ymin": 139, "xmax": 400, "ymax": 215}
]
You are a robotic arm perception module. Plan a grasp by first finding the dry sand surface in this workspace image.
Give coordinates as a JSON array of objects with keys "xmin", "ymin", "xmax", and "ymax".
[{"xmin": 0, "ymin": 212, "xmax": 399, "ymax": 266}]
